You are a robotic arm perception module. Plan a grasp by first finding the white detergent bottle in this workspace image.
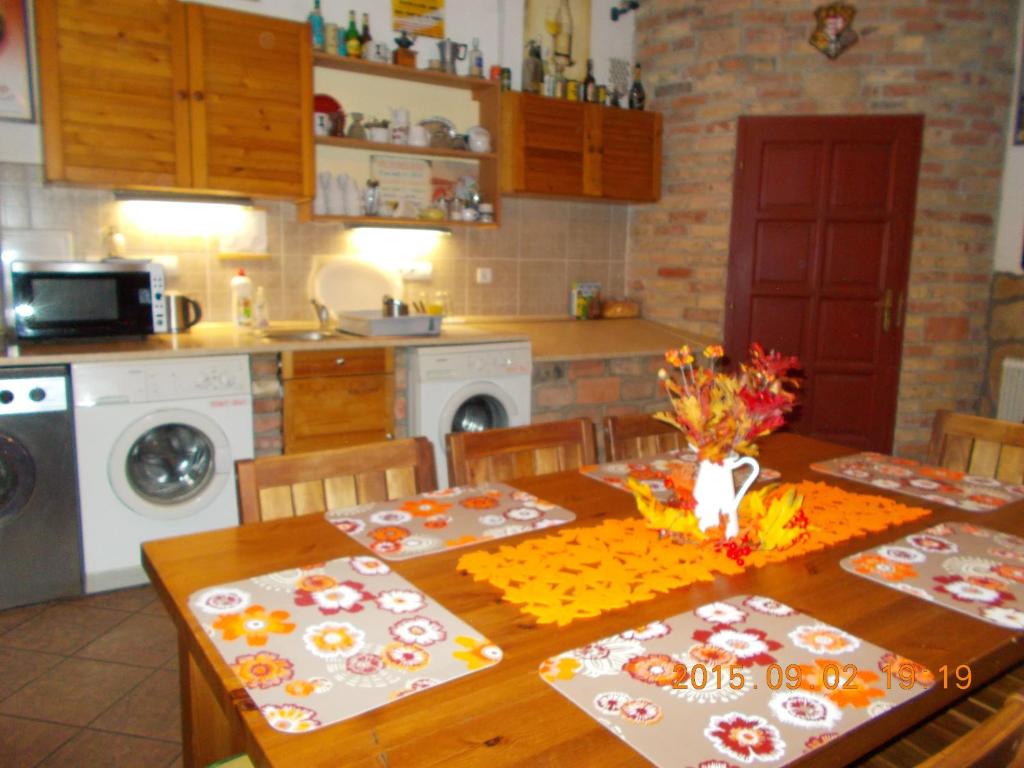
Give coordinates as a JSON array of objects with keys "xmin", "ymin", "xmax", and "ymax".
[{"xmin": 231, "ymin": 268, "xmax": 253, "ymax": 326}]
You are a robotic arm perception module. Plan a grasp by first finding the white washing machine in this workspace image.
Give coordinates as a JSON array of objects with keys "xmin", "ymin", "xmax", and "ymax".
[
  {"xmin": 410, "ymin": 342, "xmax": 532, "ymax": 485},
  {"xmin": 72, "ymin": 355, "xmax": 254, "ymax": 592}
]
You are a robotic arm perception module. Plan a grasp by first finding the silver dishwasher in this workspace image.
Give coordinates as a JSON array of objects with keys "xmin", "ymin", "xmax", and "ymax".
[{"xmin": 0, "ymin": 365, "xmax": 83, "ymax": 609}]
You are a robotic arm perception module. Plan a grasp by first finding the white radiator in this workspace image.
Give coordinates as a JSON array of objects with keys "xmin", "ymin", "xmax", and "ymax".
[{"xmin": 998, "ymin": 358, "xmax": 1024, "ymax": 422}]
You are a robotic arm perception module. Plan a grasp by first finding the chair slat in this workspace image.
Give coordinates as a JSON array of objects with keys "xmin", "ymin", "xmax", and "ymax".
[
  {"xmin": 385, "ymin": 466, "xmax": 417, "ymax": 499},
  {"xmin": 604, "ymin": 413, "xmax": 685, "ymax": 462},
  {"xmin": 291, "ymin": 480, "xmax": 326, "ymax": 516},
  {"xmin": 998, "ymin": 446, "xmax": 1024, "ymax": 485},
  {"xmin": 969, "ymin": 439, "xmax": 1002, "ymax": 478},
  {"xmin": 258, "ymin": 487, "xmax": 295, "ymax": 521},
  {"xmin": 324, "ymin": 475, "xmax": 358, "ymax": 510},
  {"xmin": 355, "ymin": 471, "xmax": 389, "ymax": 503},
  {"xmin": 942, "ymin": 434, "xmax": 973, "ymax": 472},
  {"xmin": 533, "ymin": 446, "xmax": 562, "ymax": 476}
]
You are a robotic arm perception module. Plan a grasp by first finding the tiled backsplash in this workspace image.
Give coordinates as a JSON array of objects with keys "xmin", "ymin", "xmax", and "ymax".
[{"xmin": 0, "ymin": 163, "xmax": 628, "ymax": 322}]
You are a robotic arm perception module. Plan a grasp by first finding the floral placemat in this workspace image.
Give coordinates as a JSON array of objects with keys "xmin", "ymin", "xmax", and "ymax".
[
  {"xmin": 458, "ymin": 481, "xmax": 931, "ymax": 626},
  {"xmin": 189, "ymin": 556, "xmax": 502, "ymax": 732},
  {"xmin": 582, "ymin": 451, "xmax": 781, "ymax": 502},
  {"xmin": 540, "ymin": 595, "xmax": 932, "ymax": 767},
  {"xmin": 841, "ymin": 522, "xmax": 1024, "ymax": 630},
  {"xmin": 325, "ymin": 482, "xmax": 575, "ymax": 561},
  {"xmin": 811, "ymin": 452, "xmax": 1024, "ymax": 512}
]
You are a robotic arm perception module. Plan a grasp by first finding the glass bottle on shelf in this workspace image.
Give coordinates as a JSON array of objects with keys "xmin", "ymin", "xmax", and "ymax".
[
  {"xmin": 308, "ymin": 0, "xmax": 325, "ymax": 52},
  {"xmin": 360, "ymin": 13, "xmax": 372, "ymax": 58},
  {"xmin": 583, "ymin": 58, "xmax": 596, "ymax": 102},
  {"xmin": 628, "ymin": 63, "xmax": 646, "ymax": 110},
  {"xmin": 469, "ymin": 37, "xmax": 484, "ymax": 77},
  {"xmin": 364, "ymin": 179, "xmax": 380, "ymax": 216},
  {"xmin": 345, "ymin": 11, "xmax": 362, "ymax": 58}
]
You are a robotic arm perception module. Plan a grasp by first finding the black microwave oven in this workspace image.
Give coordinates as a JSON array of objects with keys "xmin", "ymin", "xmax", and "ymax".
[{"xmin": 2, "ymin": 260, "xmax": 168, "ymax": 340}]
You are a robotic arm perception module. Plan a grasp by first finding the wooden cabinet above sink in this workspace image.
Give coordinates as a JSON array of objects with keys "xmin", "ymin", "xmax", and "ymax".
[{"xmin": 500, "ymin": 92, "xmax": 662, "ymax": 203}]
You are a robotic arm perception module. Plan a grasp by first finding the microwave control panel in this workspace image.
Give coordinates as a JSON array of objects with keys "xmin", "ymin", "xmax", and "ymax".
[{"xmin": 149, "ymin": 267, "xmax": 167, "ymax": 332}]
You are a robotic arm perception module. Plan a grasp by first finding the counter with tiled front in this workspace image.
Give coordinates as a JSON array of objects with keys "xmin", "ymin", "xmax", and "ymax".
[{"xmin": 2, "ymin": 318, "xmax": 711, "ymax": 459}]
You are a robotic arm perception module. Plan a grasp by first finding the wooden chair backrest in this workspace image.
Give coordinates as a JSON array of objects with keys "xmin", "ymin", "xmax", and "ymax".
[
  {"xmin": 927, "ymin": 410, "xmax": 1024, "ymax": 483},
  {"xmin": 604, "ymin": 413, "xmax": 685, "ymax": 461},
  {"xmin": 917, "ymin": 692, "xmax": 1024, "ymax": 768},
  {"xmin": 445, "ymin": 418, "xmax": 597, "ymax": 486},
  {"xmin": 236, "ymin": 438, "xmax": 437, "ymax": 523}
]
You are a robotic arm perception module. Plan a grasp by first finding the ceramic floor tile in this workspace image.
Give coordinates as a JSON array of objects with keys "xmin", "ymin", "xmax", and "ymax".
[
  {"xmin": 0, "ymin": 714, "xmax": 77, "ymax": 768},
  {"xmin": 166, "ymin": 753, "xmax": 183, "ymax": 767},
  {"xmin": 37, "ymin": 728, "xmax": 180, "ymax": 768},
  {"xmin": 91, "ymin": 669, "xmax": 181, "ymax": 743},
  {"xmin": 163, "ymin": 652, "xmax": 179, "ymax": 671},
  {"xmin": 142, "ymin": 599, "xmax": 172, "ymax": 617},
  {"xmin": 0, "ymin": 647, "xmax": 64, "ymax": 700},
  {"xmin": 82, "ymin": 586, "xmax": 157, "ymax": 613},
  {"xmin": 0, "ymin": 658, "xmax": 149, "ymax": 727},
  {"xmin": 76, "ymin": 612, "xmax": 178, "ymax": 668},
  {"xmin": 0, "ymin": 602, "xmax": 129, "ymax": 656},
  {"xmin": 0, "ymin": 603, "xmax": 49, "ymax": 635}
]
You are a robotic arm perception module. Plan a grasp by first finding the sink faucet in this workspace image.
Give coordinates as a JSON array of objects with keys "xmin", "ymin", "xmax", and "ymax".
[{"xmin": 310, "ymin": 299, "xmax": 331, "ymax": 330}]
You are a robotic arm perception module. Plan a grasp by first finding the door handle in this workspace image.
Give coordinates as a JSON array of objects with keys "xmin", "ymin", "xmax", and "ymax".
[
  {"xmin": 193, "ymin": 91, "xmax": 205, "ymax": 102},
  {"xmin": 335, "ymin": 357, "xmax": 346, "ymax": 366},
  {"xmin": 882, "ymin": 288, "xmax": 893, "ymax": 333}
]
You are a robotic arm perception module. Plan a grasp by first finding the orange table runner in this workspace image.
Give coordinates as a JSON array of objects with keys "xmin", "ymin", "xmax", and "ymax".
[{"xmin": 457, "ymin": 482, "xmax": 932, "ymax": 626}]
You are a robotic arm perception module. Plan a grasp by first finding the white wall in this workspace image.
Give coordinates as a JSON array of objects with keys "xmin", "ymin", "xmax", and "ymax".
[
  {"xmin": 0, "ymin": 0, "xmax": 634, "ymax": 164},
  {"xmin": 994, "ymin": 0, "xmax": 1024, "ymax": 274}
]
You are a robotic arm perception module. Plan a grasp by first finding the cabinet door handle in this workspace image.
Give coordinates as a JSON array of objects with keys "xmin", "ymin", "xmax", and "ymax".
[
  {"xmin": 385, "ymin": 432, "xmax": 394, "ymax": 441},
  {"xmin": 176, "ymin": 90, "xmax": 189, "ymax": 101},
  {"xmin": 193, "ymin": 91, "xmax": 205, "ymax": 102},
  {"xmin": 335, "ymin": 357, "xmax": 346, "ymax": 366}
]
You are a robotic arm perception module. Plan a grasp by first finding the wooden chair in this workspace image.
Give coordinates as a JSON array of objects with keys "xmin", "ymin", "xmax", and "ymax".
[
  {"xmin": 858, "ymin": 665, "xmax": 1024, "ymax": 767},
  {"xmin": 604, "ymin": 412, "xmax": 686, "ymax": 461},
  {"xmin": 927, "ymin": 410, "xmax": 1024, "ymax": 483},
  {"xmin": 235, "ymin": 437, "xmax": 437, "ymax": 523},
  {"xmin": 445, "ymin": 418, "xmax": 597, "ymax": 486}
]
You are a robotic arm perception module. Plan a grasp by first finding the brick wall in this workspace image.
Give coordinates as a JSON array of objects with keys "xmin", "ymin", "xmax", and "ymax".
[
  {"xmin": 250, "ymin": 354, "xmax": 283, "ymax": 457},
  {"xmin": 984, "ymin": 273, "xmax": 1024, "ymax": 415},
  {"xmin": 533, "ymin": 355, "xmax": 668, "ymax": 461},
  {"xmin": 629, "ymin": 0, "xmax": 1017, "ymax": 457}
]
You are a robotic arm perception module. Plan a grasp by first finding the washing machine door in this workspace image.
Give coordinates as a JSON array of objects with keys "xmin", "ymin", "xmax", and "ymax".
[
  {"xmin": 109, "ymin": 408, "xmax": 230, "ymax": 520},
  {"xmin": 0, "ymin": 434, "xmax": 35, "ymax": 528},
  {"xmin": 439, "ymin": 382, "xmax": 518, "ymax": 435}
]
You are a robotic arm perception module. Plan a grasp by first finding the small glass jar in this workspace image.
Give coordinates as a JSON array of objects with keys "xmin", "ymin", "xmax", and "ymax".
[{"xmin": 364, "ymin": 179, "xmax": 380, "ymax": 216}]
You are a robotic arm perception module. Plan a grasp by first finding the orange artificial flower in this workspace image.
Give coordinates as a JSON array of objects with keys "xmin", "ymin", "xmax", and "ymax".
[{"xmin": 213, "ymin": 605, "xmax": 296, "ymax": 647}]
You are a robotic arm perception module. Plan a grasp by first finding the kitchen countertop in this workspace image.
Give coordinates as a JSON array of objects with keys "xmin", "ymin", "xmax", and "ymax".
[{"xmin": 0, "ymin": 318, "xmax": 712, "ymax": 366}]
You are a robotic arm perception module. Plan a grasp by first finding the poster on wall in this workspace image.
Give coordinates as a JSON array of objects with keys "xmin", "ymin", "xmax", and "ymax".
[
  {"xmin": 0, "ymin": 0, "xmax": 34, "ymax": 122},
  {"xmin": 524, "ymin": 0, "xmax": 591, "ymax": 83},
  {"xmin": 392, "ymin": 0, "xmax": 444, "ymax": 39},
  {"xmin": 371, "ymin": 155, "xmax": 432, "ymax": 218}
]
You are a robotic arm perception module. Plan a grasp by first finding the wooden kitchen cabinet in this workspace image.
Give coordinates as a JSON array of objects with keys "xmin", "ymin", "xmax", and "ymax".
[
  {"xmin": 281, "ymin": 348, "xmax": 395, "ymax": 454},
  {"xmin": 35, "ymin": 0, "xmax": 313, "ymax": 200},
  {"xmin": 500, "ymin": 92, "xmax": 662, "ymax": 203}
]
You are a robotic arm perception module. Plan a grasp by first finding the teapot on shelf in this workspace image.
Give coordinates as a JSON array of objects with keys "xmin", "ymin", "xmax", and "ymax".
[{"xmin": 437, "ymin": 38, "xmax": 468, "ymax": 74}]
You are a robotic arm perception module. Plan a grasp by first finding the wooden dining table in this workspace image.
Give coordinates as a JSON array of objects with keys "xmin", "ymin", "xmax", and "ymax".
[{"xmin": 142, "ymin": 433, "xmax": 1024, "ymax": 768}]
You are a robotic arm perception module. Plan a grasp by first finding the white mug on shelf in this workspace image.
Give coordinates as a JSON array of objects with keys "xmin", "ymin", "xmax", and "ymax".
[
  {"xmin": 409, "ymin": 125, "xmax": 430, "ymax": 147},
  {"xmin": 367, "ymin": 126, "xmax": 389, "ymax": 143},
  {"xmin": 467, "ymin": 125, "xmax": 491, "ymax": 153}
]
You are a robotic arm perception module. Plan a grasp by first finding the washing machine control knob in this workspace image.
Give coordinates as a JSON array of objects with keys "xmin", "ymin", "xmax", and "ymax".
[
  {"xmin": 28, "ymin": 388, "xmax": 45, "ymax": 403},
  {"xmin": 0, "ymin": 390, "xmax": 13, "ymax": 405}
]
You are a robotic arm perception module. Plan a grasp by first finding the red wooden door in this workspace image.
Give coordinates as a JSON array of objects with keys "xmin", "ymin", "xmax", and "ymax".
[{"xmin": 725, "ymin": 115, "xmax": 923, "ymax": 452}]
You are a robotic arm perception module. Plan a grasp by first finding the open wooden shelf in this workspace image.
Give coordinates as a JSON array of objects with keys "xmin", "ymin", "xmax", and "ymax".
[
  {"xmin": 315, "ymin": 135, "xmax": 496, "ymax": 161},
  {"xmin": 313, "ymin": 52, "xmax": 499, "ymax": 94},
  {"xmin": 304, "ymin": 212, "xmax": 498, "ymax": 229}
]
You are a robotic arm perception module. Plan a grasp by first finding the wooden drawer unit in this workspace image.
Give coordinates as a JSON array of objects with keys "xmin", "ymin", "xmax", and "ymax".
[{"xmin": 282, "ymin": 348, "xmax": 394, "ymax": 454}]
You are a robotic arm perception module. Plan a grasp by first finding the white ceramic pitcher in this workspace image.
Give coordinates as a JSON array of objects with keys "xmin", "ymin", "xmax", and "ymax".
[{"xmin": 692, "ymin": 453, "xmax": 760, "ymax": 539}]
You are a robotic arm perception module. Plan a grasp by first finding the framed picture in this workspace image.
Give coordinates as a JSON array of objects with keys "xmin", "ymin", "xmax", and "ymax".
[
  {"xmin": 524, "ymin": 0, "xmax": 591, "ymax": 83},
  {"xmin": 0, "ymin": 0, "xmax": 33, "ymax": 122}
]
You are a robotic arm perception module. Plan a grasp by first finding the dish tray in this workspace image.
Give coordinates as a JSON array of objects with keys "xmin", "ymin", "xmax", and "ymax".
[{"xmin": 336, "ymin": 310, "xmax": 442, "ymax": 336}]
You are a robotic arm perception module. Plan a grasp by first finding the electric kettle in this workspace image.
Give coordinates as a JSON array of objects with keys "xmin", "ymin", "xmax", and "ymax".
[{"xmin": 164, "ymin": 291, "xmax": 202, "ymax": 333}]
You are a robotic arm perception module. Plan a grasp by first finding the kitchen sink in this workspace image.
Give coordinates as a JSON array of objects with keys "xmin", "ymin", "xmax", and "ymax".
[{"xmin": 258, "ymin": 329, "xmax": 338, "ymax": 342}]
